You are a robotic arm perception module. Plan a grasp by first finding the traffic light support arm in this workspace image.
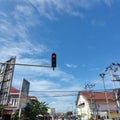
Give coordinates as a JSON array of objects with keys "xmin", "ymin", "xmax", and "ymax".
[{"xmin": 0, "ymin": 62, "xmax": 51, "ymax": 68}]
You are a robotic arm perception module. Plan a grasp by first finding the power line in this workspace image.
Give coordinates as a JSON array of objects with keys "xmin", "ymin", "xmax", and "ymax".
[
  {"xmin": 29, "ymin": 90, "xmax": 79, "ymax": 93},
  {"xmin": 37, "ymin": 94, "xmax": 77, "ymax": 98},
  {"xmin": 29, "ymin": 89, "xmax": 115, "ymax": 93}
]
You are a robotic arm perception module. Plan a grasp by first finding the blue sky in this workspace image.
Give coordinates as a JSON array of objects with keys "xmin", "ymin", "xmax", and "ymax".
[{"xmin": 0, "ymin": 0, "xmax": 120, "ymax": 112}]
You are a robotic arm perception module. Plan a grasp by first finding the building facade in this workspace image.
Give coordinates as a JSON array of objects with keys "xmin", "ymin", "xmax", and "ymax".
[
  {"xmin": 76, "ymin": 91, "xmax": 118, "ymax": 120},
  {"xmin": 48, "ymin": 108, "xmax": 56, "ymax": 119},
  {"xmin": 2, "ymin": 87, "xmax": 19, "ymax": 120},
  {"xmin": 1, "ymin": 87, "xmax": 37, "ymax": 120}
]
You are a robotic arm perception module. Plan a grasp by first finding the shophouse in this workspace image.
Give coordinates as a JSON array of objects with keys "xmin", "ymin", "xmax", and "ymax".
[{"xmin": 2, "ymin": 87, "xmax": 37, "ymax": 120}]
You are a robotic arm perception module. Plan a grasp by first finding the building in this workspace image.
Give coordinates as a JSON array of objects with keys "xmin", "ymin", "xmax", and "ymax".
[
  {"xmin": 2, "ymin": 87, "xmax": 19, "ymax": 120},
  {"xmin": 48, "ymin": 108, "xmax": 56, "ymax": 119},
  {"xmin": 29, "ymin": 96, "xmax": 38, "ymax": 102},
  {"xmin": 76, "ymin": 91, "xmax": 118, "ymax": 120},
  {"xmin": 1, "ymin": 87, "xmax": 37, "ymax": 120}
]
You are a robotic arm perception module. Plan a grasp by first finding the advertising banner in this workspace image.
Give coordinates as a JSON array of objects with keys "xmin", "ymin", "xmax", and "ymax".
[
  {"xmin": 19, "ymin": 78, "xmax": 30, "ymax": 107},
  {"xmin": 0, "ymin": 57, "xmax": 16, "ymax": 105}
]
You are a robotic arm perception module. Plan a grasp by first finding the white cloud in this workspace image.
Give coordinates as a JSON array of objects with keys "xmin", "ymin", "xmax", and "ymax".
[
  {"xmin": 27, "ymin": 0, "xmax": 114, "ymax": 20},
  {"xmin": 103, "ymin": 0, "xmax": 113, "ymax": 7},
  {"xmin": 91, "ymin": 19, "xmax": 106, "ymax": 27},
  {"xmin": 0, "ymin": 12, "xmax": 7, "ymax": 17},
  {"xmin": 0, "ymin": 40, "xmax": 48, "ymax": 60},
  {"xmin": 66, "ymin": 64, "xmax": 77, "ymax": 68},
  {"xmin": 28, "ymin": 0, "xmax": 85, "ymax": 19},
  {"xmin": 0, "ymin": 7, "xmax": 48, "ymax": 60},
  {"xmin": 60, "ymin": 78, "xmax": 70, "ymax": 83},
  {"xmin": 49, "ymin": 99, "xmax": 75, "ymax": 112},
  {"xmin": 16, "ymin": 5, "xmax": 33, "ymax": 16},
  {"xmin": 30, "ymin": 80, "xmax": 60, "ymax": 90},
  {"xmin": 0, "ymin": 0, "xmax": 115, "ymax": 112}
]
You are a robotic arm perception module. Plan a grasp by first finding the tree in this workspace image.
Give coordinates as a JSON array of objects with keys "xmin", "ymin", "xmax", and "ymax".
[
  {"xmin": 23, "ymin": 101, "xmax": 49, "ymax": 119},
  {"xmin": 39, "ymin": 102, "xmax": 49, "ymax": 116},
  {"xmin": 12, "ymin": 101, "xmax": 49, "ymax": 120},
  {"xmin": 0, "ymin": 104, "xmax": 4, "ymax": 117},
  {"xmin": 11, "ymin": 110, "xmax": 19, "ymax": 120}
]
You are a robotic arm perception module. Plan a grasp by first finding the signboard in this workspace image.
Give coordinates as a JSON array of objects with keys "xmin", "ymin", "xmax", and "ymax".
[
  {"xmin": 19, "ymin": 78, "xmax": 30, "ymax": 107},
  {"xmin": 0, "ymin": 57, "xmax": 16, "ymax": 105}
]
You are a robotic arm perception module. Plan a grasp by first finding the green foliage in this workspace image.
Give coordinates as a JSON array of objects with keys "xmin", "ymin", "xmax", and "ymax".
[
  {"xmin": 0, "ymin": 104, "xmax": 4, "ymax": 117},
  {"xmin": 23, "ymin": 101, "xmax": 49, "ymax": 119},
  {"xmin": 11, "ymin": 110, "xmax": 19, "ymax": 120},
  {"xmin": 39, "ymin": 102, "xmax": 49, "ymax": 116},
  {"xmin": 12, "ymin": 101, "xmax": 49, "ymax": 120}
]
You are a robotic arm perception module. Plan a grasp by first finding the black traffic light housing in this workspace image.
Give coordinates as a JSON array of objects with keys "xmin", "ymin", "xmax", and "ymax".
[{"xmin": 51, "ymin": 53, "xmax": 56, "ymax": 70}]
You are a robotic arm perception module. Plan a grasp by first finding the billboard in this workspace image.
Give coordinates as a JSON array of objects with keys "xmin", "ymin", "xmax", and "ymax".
[
  {"xmin": 0, "ymin": 57, "xmax": 16, "ymax": 105},
  {"xmin": 19, "ymin": 78, "xmax": 30, "ymax": 108}
]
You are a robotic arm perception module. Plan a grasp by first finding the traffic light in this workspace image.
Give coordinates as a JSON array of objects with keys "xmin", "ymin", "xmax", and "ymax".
[{"xmin": 51, "ymin": 53, "xmax": 56, "ymax": 70}]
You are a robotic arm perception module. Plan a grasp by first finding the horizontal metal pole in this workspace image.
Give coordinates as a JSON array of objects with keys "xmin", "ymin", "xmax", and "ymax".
[
  {"xmin": 0, "ymin": 62, "xmax": 51, "ymax": 68},
  {"xmin": 112, "ymin": 80, "xmax": 120, "ymax": 81}
]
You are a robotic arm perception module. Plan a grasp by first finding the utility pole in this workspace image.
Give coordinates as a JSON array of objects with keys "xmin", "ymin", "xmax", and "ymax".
[
  {"xmin": 99, "ymin": 73, "xmax": 111, "ymax": 119},
  {"xmin": 85, "ymin": 84, "xmax": 96, "ymax": 120},
  {"xmin": 107, "ymin": 66, "xmax": 120, "ymax": 120}
]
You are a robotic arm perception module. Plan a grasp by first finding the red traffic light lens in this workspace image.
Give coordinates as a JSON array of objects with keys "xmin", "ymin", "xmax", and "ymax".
[{"xmin": 52, "ymin": 53, "xmax": 56, "ymax": 58}]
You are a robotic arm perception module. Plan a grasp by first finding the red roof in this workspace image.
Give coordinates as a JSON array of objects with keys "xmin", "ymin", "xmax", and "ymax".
[
  {"xmin": 29, "ymin": 96, "xmax": 37, "ymax": 100},
  {"xmin": 10, "ymin": 87, "xmax": 19, "ymax": 93},
  {"xmin": 80, "ymin": 91, "xmax": 114, "ymax": 100},
  {"xmin": 10, "ymin": 87, "xmax": 38, "ymax": 101}
]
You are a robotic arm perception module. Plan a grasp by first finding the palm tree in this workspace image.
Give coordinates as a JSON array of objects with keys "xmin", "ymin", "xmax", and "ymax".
[
  {"xmin": 23, "ymin": 101, "xmax": 49, "ymax": 119},
  {"xmin": 12, "ymin": 101, "xmax": 49, "ymax": 120}
]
